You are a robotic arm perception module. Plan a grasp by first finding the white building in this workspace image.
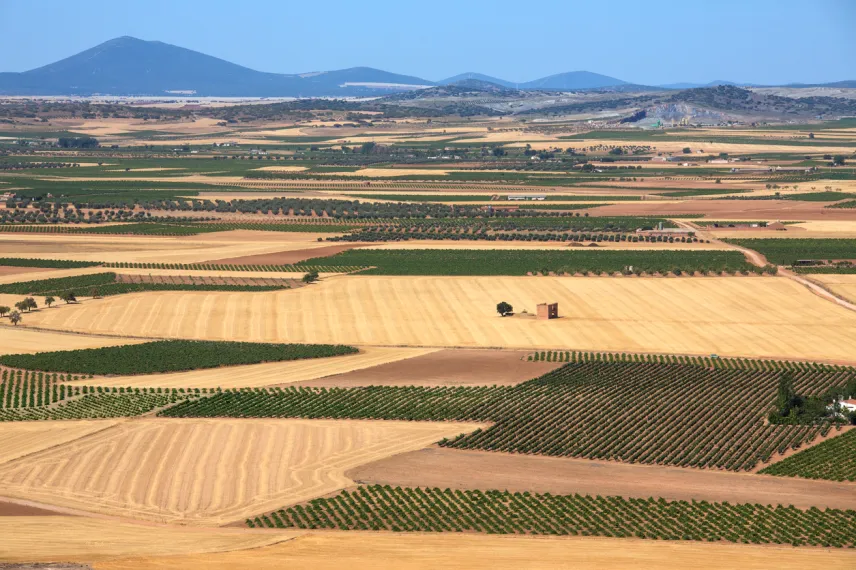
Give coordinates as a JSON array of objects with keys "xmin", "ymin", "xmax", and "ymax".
[{"xmin": 508, "ymin": 194, "xmax": 547, "ymax": 201}]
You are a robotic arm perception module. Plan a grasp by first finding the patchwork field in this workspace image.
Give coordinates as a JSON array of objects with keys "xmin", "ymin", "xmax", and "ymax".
[
  {"xmin": 0, "ymin": 418, "xmax": 484, "ymax": 525},
  {"xmin": 21, "ymin": 275, "xmax": 856, "ymax": 362}
]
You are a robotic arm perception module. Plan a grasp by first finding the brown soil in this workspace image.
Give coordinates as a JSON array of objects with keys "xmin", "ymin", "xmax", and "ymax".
[
  {"xmin": 0, "ymin": 266, "xmax": 58, "ymax": 277},
  {"xmin": 209, "ymin": 244, "xmax": 363, "ymax": 266},
  {"xmin": 294, "ymin": 349, "xmax": 563, "ymax": 387},
  {"xmin": 347, "ymin": 447, "xmax": 856, "ymax": 510},
  {"xmin": 0, "ymin": 500, "xmax": 69, "ymax": 517}
]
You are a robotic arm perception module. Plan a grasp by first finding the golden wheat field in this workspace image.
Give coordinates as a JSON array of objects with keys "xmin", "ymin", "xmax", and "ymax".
[
  {"xmin": 805, "ymin": 274, "xmax": 856, "ymax": 304},
  {"xmin": 0, "ymin": 517, "xmax": 299, "ymax": 563},
  {"xmin": 0, "ymin": 325, "xmax": 143, "ymax": 355},
  {"xmin": 72, "ymin": 346, "xmax": 438, "ymax": 389},
  {"xmin": 0, "ymin": 420, "xmax": 118, "ymax": 464},
  {"xmin": 92, "ymin": 532, "xmax": 856, "ymax": 570},
  {"xmin": 21, "ymin": 275, "xmax": 856, "ymax": 362},
  {"xmin": 0, "ymin": 230, "xmax": 336, "ymax": 264},
  {"xmin": 0, "ymin": 418, "xmax": 483, "ymax": 525}
]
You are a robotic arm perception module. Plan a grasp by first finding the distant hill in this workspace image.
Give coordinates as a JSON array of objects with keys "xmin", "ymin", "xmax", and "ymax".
[
  {"xmin": 0, "ymin": 36, "xmax": 434, "ymax": 97},
  {"xmin": 438, "ymin": 72, "xmax": 517, "ymax": 88},
  {"xmin": 520, "ymin": 71, "xmax": 627, "ymax": 90}
]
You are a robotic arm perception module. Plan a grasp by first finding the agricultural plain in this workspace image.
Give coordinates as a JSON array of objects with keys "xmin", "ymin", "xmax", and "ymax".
[{"xmin": 21, "ymin": 276, "xmax": 856, "ymax": 362}]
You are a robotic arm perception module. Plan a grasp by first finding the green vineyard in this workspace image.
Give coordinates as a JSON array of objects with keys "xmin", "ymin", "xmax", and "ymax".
[
  {"xmin": 0, "ymin": 368, "xmax": 84, "ymax": 409},
  {"xmin": 161, "ymin": 360, "xmax": 850, "ymax": 471},
  {"xmin": 248, "ymin": 485, "xmax": 856, "ymax": 547},
  {"xmin": 0, "ymin": 340, "xmax": 359, "ymax": 375},
  {"xmin": 759, "ymin": 429, "xmax": 856, "ymax": 482}
]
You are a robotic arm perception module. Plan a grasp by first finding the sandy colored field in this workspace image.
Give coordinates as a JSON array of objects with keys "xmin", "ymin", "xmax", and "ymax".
[
  {"xmin": 0, "ymin": 517, "xmax": 299, "ymax": 563},
  {"xmin": 0, "ymin": 230, "xmax": 340, "ymax": 264},
  {"xmin": 349, "ymin": 447, "xmax": 856, "ymax": 510},
  {"xmin": 21, "ymin": 276, "xmax": 856, "ymax": 362},
  {"xmin": 0, "ymin": 265, "xmax": 58, "ymax": 278},
  {"xmin": 0, "ymin": 420, "xmax": 118, "ymax": 464},
  {"xmin": 517, "ymin": 139, "xmax": 856, "ymax": 155},
  {"xmin": 112, "ymin": 267, "xmax": 344, "ymax": 279},
  {"xmin": 210, "ymin": 243, "xmax": 364, "ymax": 265},
  {"xmin": 709, "ymin": 220, "xmax": 856, "ymax": 239},
  {"xmin": 70, "ymin": 347, "xmax": 437, "ymax": 389},
  {"xmin": 0, "ymin": 418, "xmax": 483, "ymax": 525},
  {"xmin": 0, "ymin": 325, "xmax": 143, "ymax": 355},
  {"xmin": 299, "ymin": 349, "xmax": 561, "ymax": 387},
  {"xmin": 328, "ymin": 168, "xmax": 452, "ymax": 177},
  {"xmin": 587, "ymin": 199, "xmax": 856, "ymax": 221},
  {"xmin": 94, "ymin": 532, "xmax": 856, "ymax": 570},
  {"xmin": 806, "ymin": 274, "xmax": 856, "ymax": 304},
  {"xmin": 105, "ymin": 167, "xmax": 185, "ymax": 172}
]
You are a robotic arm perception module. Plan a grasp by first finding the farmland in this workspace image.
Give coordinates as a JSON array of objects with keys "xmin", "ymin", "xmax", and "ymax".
[{"xmin": 2, "ymin": 81, "xmax": 856, "ymax": 568}]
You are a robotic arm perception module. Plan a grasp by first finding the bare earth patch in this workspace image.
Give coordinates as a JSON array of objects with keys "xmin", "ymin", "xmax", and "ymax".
[
  {"xmin": 0, "ymin": 266, "xmax": 58, "ymax": 278},
  {"xmin": 347, "ymin": 447, "xmax": 856, "ymax": 510},
  {"xmin": 297, "ymin": 349, "xmax": 562, "ymax": 387}
]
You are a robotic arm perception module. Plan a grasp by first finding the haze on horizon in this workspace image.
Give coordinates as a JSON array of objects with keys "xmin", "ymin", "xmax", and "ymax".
[{"xmin": 1, "ymin": 0, "xmax": 854, "ymax": 86}]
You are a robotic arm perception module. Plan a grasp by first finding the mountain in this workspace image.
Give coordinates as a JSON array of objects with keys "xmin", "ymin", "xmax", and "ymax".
[
  {"xmin": 520, "ymin": 71, "xmax": 626, "ymax": 90},
  {"xmin": 0, "ymin": 36, "xmax": 434, "ymax": 97},
  {"xmin": 438, "ymin": 72, "xmax": 516, "ymax": 88},
  {"xmin": 659, "ymin": 80, "xmax": 745, "ymax": 90}
]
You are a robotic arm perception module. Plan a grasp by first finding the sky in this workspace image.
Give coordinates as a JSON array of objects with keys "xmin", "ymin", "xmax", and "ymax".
[{"xmin": 1, "ymin": 0, "xmax": 854, "ymax": 85}]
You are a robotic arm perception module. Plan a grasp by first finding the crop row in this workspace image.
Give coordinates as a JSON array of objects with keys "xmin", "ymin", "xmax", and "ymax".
[
  {"xmin": 759, "ymin": 429, "xmax": 856, "ymax": 482},
  {"xmin": 527, "ymin": 350, "xmax": 851, "ymax": 373},
  {"xmin": 328, "ymin": 228, "xmax": 701, "ymax": 244},
  {"xmin": 248, "ymin": 485, "xmax": 856, "ymax": 548},
  {"xmin": 0, "ymin": 272, "xmax": 295, "ymax": 297},
  {"xmin": 300, "ymin": 249, "xmax": 755, "ymax": 276},
  {"xmin": 0, "ymin": 369, "xmax": 83, "ymax": 409},
  {"xmin": 101, "ymin": 262, "xmax": 365, "ymax": 273},
  {"xmin": 0, "ymin": 258, "xmax": 100, "ymax": 269},
  {"xmin": 160, "ymin": 360, "xmax": 849, "ymax": 471},
  {"xmin": 0, "ymin": 340, "xmax": 359, "ymax": 375}
]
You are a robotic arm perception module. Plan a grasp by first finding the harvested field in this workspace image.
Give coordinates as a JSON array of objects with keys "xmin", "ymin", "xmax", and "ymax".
[
  {"xmin": 589, "ymin": 199, "xmax": 856, "ymax": 221},
  {"xmin": 0, "ymin": 231, "xmax": 337, "ymax": 264},
  {"xmin": 299, "ymin": 349, "xmax": 562, "ymax": 387},
  {"xmin": 806, "ymin": 274, "xmax": 856, "ymax": 304},
  {"xmin": 0, "ymin": 517, "xmax": 298, "ymax": 563},
  {"xmin": 0, "ymin": 420, "xmax": 118, "ymax": 464},
  {"xmin": 93, "ymin": 531, "xmax": 856, "ymax": 570},
  {"xmin": 114, "ymin": 273, "xmax": 301, "ymax": 288},
  {"xmin": 22, "ymin": 276, "xmax": 856, "ymax": 363},
  {"xmin": 0, "ymin": 266, "xmax": 58, "ymax": 278},
  {"xmin": 71, "ymin": 347, "xmax": 436, "ymax": 389},
  {"xmin": 0, "ymin": 266, "xmax": 106, "ymax": 285},
  {"xmin": 348, "ymin": 447, "xmax": 856, "ymax": 510},
  {"xmin": 0, "ymin": 418, "xmax": 483, "ymax": 525},
  {"xmin": 0, "ymin": 326, "xmax": 143, "ymax": 356},
  {"xmin": 210, "ymin": 244, "xmax": 364, "ymax": 266}
]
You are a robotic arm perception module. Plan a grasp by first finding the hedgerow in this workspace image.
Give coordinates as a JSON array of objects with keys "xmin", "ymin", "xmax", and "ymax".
[
  {"xmin": 0, "ymin": 340, "xmax": 358, "ymax": 375},
  {"xmin": 248, "ymin": 485, "xmax": 856, "ymax": 547},
  {"xmin": 161, "ymin": 360, "xmax": 848, "ymax": 471},
  {"xmin": 759, "ymin": 429, "xmax": 856, "ymax": 482}
]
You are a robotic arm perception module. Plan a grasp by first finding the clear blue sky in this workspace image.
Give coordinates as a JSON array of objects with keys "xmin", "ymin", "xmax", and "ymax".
[{"xmin": 1, "ymin": 0, "xmax": 854, "ymax": 85}]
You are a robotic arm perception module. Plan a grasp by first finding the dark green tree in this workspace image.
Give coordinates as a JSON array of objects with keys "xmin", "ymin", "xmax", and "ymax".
[{"xmin": 496, "ymin": 301, "xmax": 513, "ymax": 317}]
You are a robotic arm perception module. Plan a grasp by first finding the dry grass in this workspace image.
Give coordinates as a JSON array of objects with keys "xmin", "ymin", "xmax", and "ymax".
[
  {"xmin": 93, "ymin": 531, "xmax": 856, "ymax": 570},
  {"xmin": 0, "ymin": 418, "xmax": 483, "ymax": 525},
  {"xmin": 0, "ymin": 517, "xmax": 299, "ymax": 563},
  {"xmin": 21, "ymin": 275, "xmax": 856, "ymax": 362},
  {"xmin": 806, "ymin": 274, "xmax": 856, "ymax": 305},
  {"xmin": 71, "ymin": 347, "xmax": 437, "ymax": 389}
]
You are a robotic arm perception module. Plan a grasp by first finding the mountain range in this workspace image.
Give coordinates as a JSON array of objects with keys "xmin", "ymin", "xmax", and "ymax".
[{"xmin": 0, "ymin": 37, "xmax": 852, "ymax": 97}]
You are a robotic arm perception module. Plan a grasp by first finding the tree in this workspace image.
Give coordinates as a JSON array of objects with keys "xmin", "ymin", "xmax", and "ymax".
[
  {"xmin": 808, "ymin": 132, "xmax": 815, "ymax": 139},
  {"xmin": 24, "ymin": 297, "xmax": 37, "ymax": 311},
  {"xmin": 0, "ymin": 306, "xmax": 8, "ymax": 318},
  {"xmin": 492, "ymin": 147, "xmax": 506, "ymax": 157},
  {"xmin": 44, "ymin": 296, "xmax": 55, "ymax": 308},
  {"xmin": 14, "ymin": 301, "xmax": 28, "ymax": 313},
  {"xmin": 775, "ymin": 373, "xmax": 798, "ymax": 416},
  {"xmin": 496, "ymin": 301, "xmax": 513, "ymax": 317},
  {"xmin": 682, "ymin": 147, "xmax": 691, "ymax": 154},
  {"xmin": 60, "ymin": 291, "xmax": 77, "ymax": 304},
  {"xmin": 302, "ymin": 270, "xmax": 320, "ymax": 284},
  {"xmin": 8, "ymin": 310, "xmax": 21, "ymax": 326},
  {"xmin": 360, "ymin": 142, "xmax": 376, "ymax": 155},
  {"xmin": 832, "ymin": 155, "xmax": 846, "ymax": 166}
]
